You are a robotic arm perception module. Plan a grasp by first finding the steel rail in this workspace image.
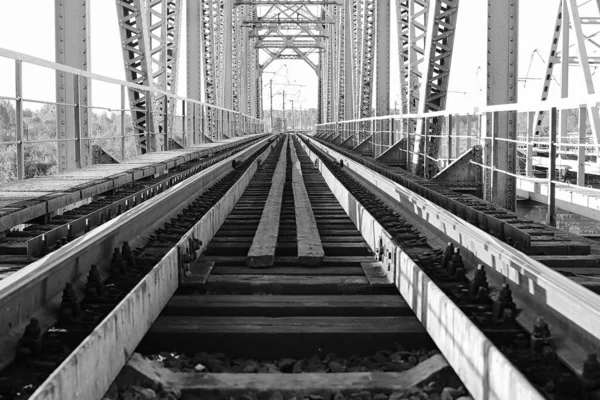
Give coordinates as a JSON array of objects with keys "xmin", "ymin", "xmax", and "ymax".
[
  {"xmin": 0, "ymin": 137, "xmax": 273, "ymax": 375},
  {"xmin": 297, "ymin": 134, "xmax": 543, "ymax": 400},
  {"xmin": 301, "ymin": 134, "xmax": 600, "ymax": 392},
  {"xmin": 24, "ymin": 136, "xmax": 280, "ymax": 400}
]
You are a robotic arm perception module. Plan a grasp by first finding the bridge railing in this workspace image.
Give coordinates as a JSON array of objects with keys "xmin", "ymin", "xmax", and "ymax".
[
  {"xmin": 0, "ymin": 48, "xmax": 266, "ymax": 184},
  {"xmin": 315, "ymin": 96, "xmax": 600, "ymax": 190}
]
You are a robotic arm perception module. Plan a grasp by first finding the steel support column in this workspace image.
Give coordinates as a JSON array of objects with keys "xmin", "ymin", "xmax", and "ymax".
[
  {"xmin": 187, "ymin": 0, "xmax": 203, "ymax": 139},
  {"xmin": 344, "ymin": 0, "xmax": 355, "ymax": 119},
  {"xmin": 375, "ymin": 0, "xmax": 390, "ymax": 116},
  {"xmin": 485, "ymin": 0, "xmax": 518, "ymax": 210},
  {"xmin": 223, "ymin": 0, "xmax": 234, "ymax": 110},
  {"xmin": 56, "ymin": 0, "xmax": 91, "ymax": 171}
]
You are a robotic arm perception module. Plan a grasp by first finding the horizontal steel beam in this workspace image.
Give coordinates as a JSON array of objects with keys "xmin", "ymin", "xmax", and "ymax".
[
  {"xmin": 236, "ymin": 1, "xmax": 341, "ymax": 4},
  {"xmin": 243, "ymin": 19, "xmax": 334, "ymax": 26}
]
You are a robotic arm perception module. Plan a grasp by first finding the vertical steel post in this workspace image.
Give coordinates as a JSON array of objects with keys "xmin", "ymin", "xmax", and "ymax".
[
  {"xmin": 561, "ymin": 0, "xmax": 570, "ymax": 164},
  {"xmin": 145, "ymin": 90, "xmax": 152, "ymax": 153},
  {"xmin": 223, "ymin": 0, "xmax": 233, "ymax": 110},
  {"xmin": 192, "ymin": 104, "xmax": 197, "ymax": 145},
  {"xmin": 376, "ymin": 0, "xmax": 391, "ymax": 116},
  {"xmin": 423, "ymin": 118, "xmax": 429, "ymax": 178},
  {"xmin": 55, "ymin": 0, "xmax": 91, "ymax": 171},
  {"xmin": 578, "ymin": 107, "xmax": 587, "ymax": 186},
  {"xmin": 447, "ymin": 114, "xmax": 453, "ymax": 164},
  {"xmin": 526, "ymin": 111, "xmax": 534, "ymax": 177},
  {"xmin": 486, "ymin": 0, "xmax": 519, "ymax": 211},
  {"xmin": 15, "ymin": 60, "xmax": 24, "ymax": 180},
  {"xmin": 163, "ymin": 95, "xmax": 169, "ymax": 151},
  {"xmin": 121, "ymin": 85, "xmax": 126, "ymax": 160},
  {"xmin": 182, "ymin": 100, "xmax": 187, "ymax": 148},
  {"xmin": 454, "ymin": 114, "xmax": 460, "ymax": 157},
  {"xmin": 73, "ymin": 75, "xmax": 82, "ymax": 169},
  {"xmin": 187, "ymin": 0, "xmax": 203, "ymax": 109},
  {"xmin": 466, "ymin": 115, "xmax": 472, "ymax": 149},
  {"xmin": 491, "ymin": 112, "xmax": 498, "ymax": 197},
  {"xmin": 548, "ymin": 107, "xmax": 557, "ymax": 226}
]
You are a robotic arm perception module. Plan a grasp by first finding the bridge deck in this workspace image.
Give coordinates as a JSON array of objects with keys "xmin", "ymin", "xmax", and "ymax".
[{"xmin": 0, "ymin": 135, "xmax": 264, "ymax": 232}]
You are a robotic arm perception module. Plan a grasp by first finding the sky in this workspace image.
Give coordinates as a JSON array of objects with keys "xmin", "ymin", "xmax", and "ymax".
[{"xmin": 0, "ymin": 0, "xmax": 597, "ymax": 114}]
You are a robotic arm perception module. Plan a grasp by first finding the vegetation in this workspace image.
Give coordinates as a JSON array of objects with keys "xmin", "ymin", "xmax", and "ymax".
[{"xmin": 0, "ymin": 100, "xmax": 135, "ymax": 185}]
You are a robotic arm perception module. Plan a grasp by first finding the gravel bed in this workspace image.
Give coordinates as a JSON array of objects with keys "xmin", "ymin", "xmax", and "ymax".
[{"xmin": 145, "ymin": 348, "xmax": 441, "ymax": 374}]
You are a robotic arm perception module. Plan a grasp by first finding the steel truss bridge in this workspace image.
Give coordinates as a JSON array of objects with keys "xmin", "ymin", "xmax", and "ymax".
[
  {"xmin": 4, "ymin": 2, "xmax": 600, "ymax": 400},
  {"xmin": 3, "ymin": 0, "xmax": 600, "ymax": 215}
]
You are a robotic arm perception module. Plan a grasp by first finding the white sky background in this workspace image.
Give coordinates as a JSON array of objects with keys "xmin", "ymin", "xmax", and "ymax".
[{"xmin": 0, "ymin": 0, "xmax": 595, "ymax": 114}]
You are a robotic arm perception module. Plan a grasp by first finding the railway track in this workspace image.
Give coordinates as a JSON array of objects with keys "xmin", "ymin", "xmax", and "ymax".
[
  {"xmin": 0, "ymin": 135, "xmax": 266, "ymax": 278},
  {"xmin": 0, "ymin": 133, "xmax": 598, "ymax": 400}
]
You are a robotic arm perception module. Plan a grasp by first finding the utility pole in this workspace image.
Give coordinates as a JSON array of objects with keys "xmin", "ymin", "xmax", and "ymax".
[
  {"xmin": 300, "ymin": 105, "xmax": 303, "ymax": 130},
  {"xmin": 291, "ymin": 100, "xmax": 295, "ymax": 131},
  {"xmin": 283, "ymin": 90, "xmax": 286, "ymax": 130}
]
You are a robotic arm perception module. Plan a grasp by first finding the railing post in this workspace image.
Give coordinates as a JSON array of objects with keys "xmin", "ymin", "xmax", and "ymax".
[
  {"xmin": 73, "ymin": 74, "xmax": 82, "ymax": 169},
  {"xmin": 548, "ymin": 107, "xmax": 557, "ymax": 227},
  {"xmin": 466, "ymin": 114, "xmax": 473, "ymax": 149},
  {"xmin": 491, "ymin": 112, "xmax": 498, "ymax": 196},
  {"xmin": 454, "ymin": 114, "xmax": 460, "ymax": 157},
  {"xmin": 121, "ymin": 85, "xmax": 126, "ymax": 160},
  {"xmin": 192, "ymin": 104, "xmax": 197, "ymax": 145},
  {"xmin": 182, "ymin": 100, "xmax": 187, "ymax": 148},
  {"xmin": 447, "ymin": 114, "xmax": 453, "ymax": 165},
  {"xmin": 578, "ymin": 106, "xmax": 587, "ymax": 186},
  {"xmin": 406, "ymin": 117, "xmax": 411, "ymax": 170},
  {"xmin": 15, "ymin": 59, "xmax": 24, "ymax": 180},
  {"xmin": 526, "ymin": 111, "xmax": 534, "ymax": 177},
  {"xmin": 423, "ymin": 118, "xmax": 429, "ymax": 178},
  {"xmin": 390, "ymin": 118, "xmax": 395, "ymax": 150},
  {"xmin": 163, "ymin": 95, "xmax": 168, "ymax": 151},
  {"xmin": 145, "ymin": 90, "xmax": 152, "ymax": 153}
]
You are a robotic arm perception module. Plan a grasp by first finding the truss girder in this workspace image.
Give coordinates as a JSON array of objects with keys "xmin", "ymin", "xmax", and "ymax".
[
  {"xmin": 359, "ymin": 0, "xmax": 375, "ymax": 118},
  {"xmin": 116, "ymin": 0, "xmax": 182, "ymax": 153},
  {"xmin": 411, "ymin": 0, "xmax": 459, "ymax": 177}
]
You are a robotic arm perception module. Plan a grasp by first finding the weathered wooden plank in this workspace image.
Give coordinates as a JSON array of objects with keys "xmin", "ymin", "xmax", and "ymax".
[
  {"xmin": 117, "ymin": 353, "xmax": 450, "ymax": 398},
  {"xmin": 212, "ymin": 266, "xmax": 365, "ymax": 276},
  {"xmin": 162, "ymin": 294, "xmax": 410, "ymax": 317},
  {"xmin": 198, "ymin": 274, "xmax": 398, "ymax": 295},
  {"xmin": 202, "ymin": 255, "xmax": 375, "ymax": 265},
  {"xmin": 289, "ymin": 139, "xmax": 324, "ymax": 265},
  {"xmin": 143, "ymin": 316, "xmax": 429, "ymax": 357},
  {"xmin": 247, "ymin": 138, "xmax": 288, "ymax": 267}
]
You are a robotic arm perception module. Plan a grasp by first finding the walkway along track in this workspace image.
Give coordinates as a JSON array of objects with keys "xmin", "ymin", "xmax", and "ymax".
[
  {"xmin": 0, "ymin": 135, "xmax": 267, "ymax": 266},
  {"xmin": 0, "ymin": 133, "xmax": 598, "ymax": 399}
]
